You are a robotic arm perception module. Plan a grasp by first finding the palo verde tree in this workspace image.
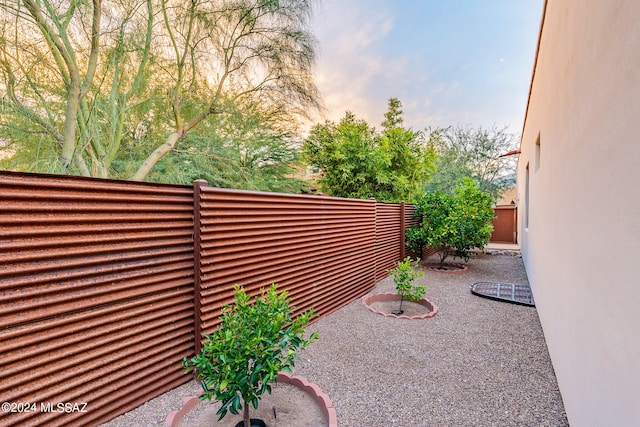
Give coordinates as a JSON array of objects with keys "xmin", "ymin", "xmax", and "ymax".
[
  {"xmin": 407, "ymin": 177, "xmax": 494, "ymax": 266},
  {"xmin": 303, "ymin": 98, "xmax": 435, "ymax": 202},
  {"xmin": 426, "ymin": 125, "xmax": 519, "ymax": 202},
  {"xmin": 0, "ymin": 0, "xmax": 320, "ymax": 181},
  {"xmin": 147, "ymin": 98, "xmax": 310, "ymax": 192}
]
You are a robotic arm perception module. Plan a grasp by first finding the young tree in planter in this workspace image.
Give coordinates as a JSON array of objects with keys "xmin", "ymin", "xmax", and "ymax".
[
  {"xmin": 184, "ymin": 284, "xmax": 318, "ymax": 427},
  {"xmin": 406, "ymin": 177, "xmax": 494, "ymax": 267},
  {"xmin": 389, "ymin": 257, "xmax": 425, "ymax": 315}
]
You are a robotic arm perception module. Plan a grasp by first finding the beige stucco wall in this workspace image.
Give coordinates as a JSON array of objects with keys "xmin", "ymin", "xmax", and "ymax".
[
  {"xmin": 496, "ymin": 187, "xmax": 516, "ymax": 207},
  {"xmin": 518, "ymin": 1, "xmax": 640, "ymax": 425}
]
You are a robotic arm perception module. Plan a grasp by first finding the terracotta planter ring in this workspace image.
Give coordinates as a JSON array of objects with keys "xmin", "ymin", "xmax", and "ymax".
[
  {"xmin": 164, "ymin": 372, "xmax": 337, "ymax": 427},
  {"xmin": 363, "ymin": 293, "xmax": 438, "ymax": 320}
]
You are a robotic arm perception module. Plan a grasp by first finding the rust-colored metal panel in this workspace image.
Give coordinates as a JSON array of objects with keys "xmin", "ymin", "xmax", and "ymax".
[
  {"xmin": 404, "ymin": 204, "xmax": 420, "ymax": 259},
  {"xmin": 0, "ymin": 171, "xmax": 195, "ymax": 427},
  {"xmin": 374, "ymin": 202, "xmax": 403, "ymax": 281},
  {"xmin": 0, "ymin": 171, "xmax": 419, "ymax": 426},
  {"xmin": 490, "ymin": 206, "xmax": 517, "ymax": 243},
  {"xmin": 196, "ymin": 187, "xmax": 377, "ymax": 337},
  {"xmin": 404, "ymin": 204, "xmax": 420, "ymax": 229}
]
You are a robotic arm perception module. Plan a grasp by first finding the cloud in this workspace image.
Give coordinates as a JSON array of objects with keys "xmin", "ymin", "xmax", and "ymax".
[
  {"xmin": 309, "ymin": 1, "xmax": 541, "ymax": 133},
  {"xmin": 310, "ymin": 1, "xmax": 397, "ymax": 125},
  {"xmin": 313, "ymin": 0, "xmax": 394, "ymax": 51}
]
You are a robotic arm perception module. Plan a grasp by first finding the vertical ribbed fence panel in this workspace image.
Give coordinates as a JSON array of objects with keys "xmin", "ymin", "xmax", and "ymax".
[
  {"xmin": 404, "ymin": 204, "xmax": 420, "ymax": 229},
  {"xmin": 0, "ymin": 172, "xmax": 195, "ymax": 427},
  {"xmin": 404, "ymin": 204, "xmax": 421, "ymax": 259},
  {"xmin": 196, "ymin": 188, "xmax": 377, "ymax": 337},
  {"xmin": 374, "ymin": 202, "xmax": 403, "ymax": 281},
  {"xmin": 0, "ymin": 171, "xmax": 419, "ymax": 425}
]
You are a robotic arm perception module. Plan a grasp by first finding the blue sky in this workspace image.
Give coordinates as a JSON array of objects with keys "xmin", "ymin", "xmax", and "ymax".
[{"xmin": 310, "ymin": 0, "xmax": 543, "ymax": 134}]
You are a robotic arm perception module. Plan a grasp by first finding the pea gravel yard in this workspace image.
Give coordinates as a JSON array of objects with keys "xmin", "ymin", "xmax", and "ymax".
[{"xmin": 102, "ymin": 253, "xmax": 568, "ymax": 427}]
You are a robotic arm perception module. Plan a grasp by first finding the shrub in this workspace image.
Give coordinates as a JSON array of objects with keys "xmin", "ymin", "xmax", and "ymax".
[
  {"xmin": 407, "ymin": 177, "xmax": 494, "ymax": 266},
  {"xmin": 183, "ymin": 284, "xmax": 318, "ymax": 427},
  {"xmin": 389, "ymin": 257, "xmax": 425, "ymax": 314}
]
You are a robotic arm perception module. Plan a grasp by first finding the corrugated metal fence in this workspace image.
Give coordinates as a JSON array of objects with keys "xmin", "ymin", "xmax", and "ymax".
[
  {"xmin": 0, "ymin": 171, "xmax": 417, "ymax": 426},
  {"xmin": 0, "ymin": 172, "xmax": 195, "ymax": 427}
]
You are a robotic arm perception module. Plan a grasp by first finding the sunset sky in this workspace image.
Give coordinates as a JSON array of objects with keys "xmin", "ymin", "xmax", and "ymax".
[{"xmin": 309, "ymin": 0, "xmax": 543, "ymax": 134}]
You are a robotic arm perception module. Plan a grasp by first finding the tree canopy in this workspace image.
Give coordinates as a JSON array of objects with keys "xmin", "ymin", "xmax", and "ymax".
[
  {"xmin": 302, "ymin": 98, "xmax": 435, "ymax": 202},
  {"xmin": 143, "ymin": 99, "xmax": 309, "ymax": 192},
  {"xmin": 0, "ymin": 0, "xmax": 321, "ymax": 182},
  {"xmin": 426, "ymin": 125, "xmax": 519, "ymax": 201},
  {"xmin": 406, "ymin": 177, "xmax": 494, "ymax": 265}
]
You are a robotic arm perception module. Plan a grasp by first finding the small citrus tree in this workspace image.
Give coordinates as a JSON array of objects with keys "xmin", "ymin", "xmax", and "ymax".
[
  {"xmin": 389, "ymin": 257, "xmax": 425, "ymax": 315},
  {"xmin": 184, "ymin": 284, "xmax": 318, "ymax": 427},
  {"xmin": 407, "ymin": 177, "xmax": 494, "ymax": 266}
]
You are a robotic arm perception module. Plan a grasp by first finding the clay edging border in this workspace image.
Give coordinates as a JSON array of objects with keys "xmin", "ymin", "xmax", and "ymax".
[
  {"xmin": 276, "ymin": 372, "xmax": 338, "ymax": 427},
  {"xmin": 164, "ymin": 372, "xmax": 338, "ymax": 427},
  {"xmin": 422, "ymin": 262, "xmax": 468, "ymax": 274},
  {"xmin": 164, "ymin": 395, "xmax": 200, "ymax": 427},
  {"xmin": 362, "ymin": 293, "xmax": 438, "ymax": 320}
]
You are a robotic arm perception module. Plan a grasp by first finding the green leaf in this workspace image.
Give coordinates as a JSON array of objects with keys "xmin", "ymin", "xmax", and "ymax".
[{"xmin": 186, "ymin": 284, "xmax": 318, "ymax": 422}]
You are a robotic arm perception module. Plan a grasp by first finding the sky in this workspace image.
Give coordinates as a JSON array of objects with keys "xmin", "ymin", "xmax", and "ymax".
[{"xmin": 309, "ymin": 0, "xmax": 543, "ymax": 135}]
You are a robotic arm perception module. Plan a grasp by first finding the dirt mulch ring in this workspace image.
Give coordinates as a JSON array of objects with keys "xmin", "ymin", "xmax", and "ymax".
[
  {"xmin": 363, "ymin": 293, "xmax": 438, "ymax": 319},
  {"xmin": 422, "ymin": 261, "xmax": 468, "ymax": 273},
  {"xmin": 175, "ymin": 383, "xmax": 326, "ymax": 427},
  {"xmin": 168, "ymin": 373, "xmax": 335, "ymax": 427}
]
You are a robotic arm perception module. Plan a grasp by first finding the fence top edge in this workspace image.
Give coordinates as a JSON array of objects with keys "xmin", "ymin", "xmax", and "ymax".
[
  {"xmin": 0, "ymin": 170, "xmax": 193, "ymax": 193},
  {"xmin": 199, "ymin": 185, "xmax": 382, "ymax": 204},
  {"xmin": 0, "ymin": 170, "xmax": 415, "ymax": 208}
]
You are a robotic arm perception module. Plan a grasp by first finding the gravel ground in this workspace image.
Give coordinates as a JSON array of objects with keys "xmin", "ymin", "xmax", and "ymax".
[{"xmin": 102, "ymin": 253, "xmax": 568, "ymax": 427}]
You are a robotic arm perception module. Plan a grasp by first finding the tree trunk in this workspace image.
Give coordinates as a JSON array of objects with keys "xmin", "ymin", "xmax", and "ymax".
[
  {"xmin": 59, "ymin": 84, "xmax": 81, "ymax": 170},
  {"xmin": 243, "ymin": 402, "xmax": 250, "ymax": 427},
  {"xmin": 438, "ymin": 246, "xmax": 449, "ymax": 266},
  {"xmin": 130, "ymin": 132, "xmax": 181, "ymax": 181}
]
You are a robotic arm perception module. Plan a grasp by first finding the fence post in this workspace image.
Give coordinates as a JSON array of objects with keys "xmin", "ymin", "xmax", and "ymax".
[
  {"xmin": 400, "ymin": 201, "xmax": 406, "ymax": 260},
  {"xmin": 193, "ymin": 180, "xmax": 207, "ymax": 355},
  {"xmin": 371, "ymin": 198, "xmax": 378, "ymax": 286}
]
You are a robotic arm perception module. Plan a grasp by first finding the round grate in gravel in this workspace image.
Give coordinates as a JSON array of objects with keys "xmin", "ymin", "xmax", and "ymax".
[{"xmin": 470, "ymin": 282, "xmax": 535, "ymax": 306}]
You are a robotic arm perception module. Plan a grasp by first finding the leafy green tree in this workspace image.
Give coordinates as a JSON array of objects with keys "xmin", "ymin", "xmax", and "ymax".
[
  {"xmin": 303, "ymin": 98, "xmax": 435, "ymax": 202},
  {"xmin": 426, "ymin": 125, "xmax": 519, "ymax": 201},
  {"xmin": 184, "ymin": 284, "xmax": 318, "ymax": 427},
  {"xmin": 303, "ymin": 111, "xmax": 382, "ymax": 199},
  {"xmin": 379, "ymin": 98, "xmax": 436, "ymax": 202},
  {"xmin": 407, "ymin": 177, "xmax": 494, "ymax": 266}
]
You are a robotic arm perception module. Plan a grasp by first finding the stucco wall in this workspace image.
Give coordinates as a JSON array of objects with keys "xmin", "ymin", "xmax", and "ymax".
[
  {"xmin": 518, "ymin": 1, "xmax": 640, "ymax": 425},
  {"xmin": 496, "ymin": 186, "xmax": 516, "ymax": 207}
]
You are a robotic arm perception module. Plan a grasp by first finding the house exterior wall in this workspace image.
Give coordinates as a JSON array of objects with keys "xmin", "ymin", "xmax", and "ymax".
[{"xmin": 517, "ymin": 1, "xmax": 640, "ymax": 425}]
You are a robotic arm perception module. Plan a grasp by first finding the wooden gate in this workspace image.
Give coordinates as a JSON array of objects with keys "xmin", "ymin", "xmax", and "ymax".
[{"xmin": 490, "ymin": 205, "xmax": 517, "ymax": 243}]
